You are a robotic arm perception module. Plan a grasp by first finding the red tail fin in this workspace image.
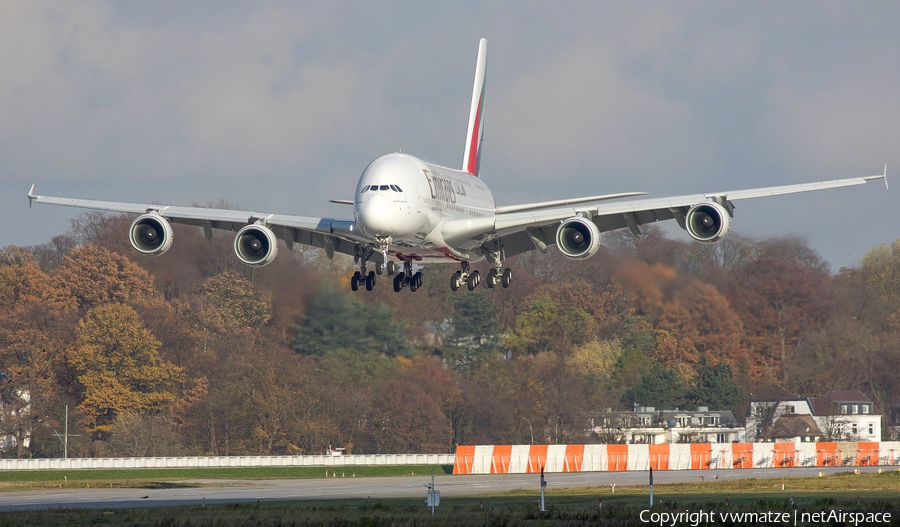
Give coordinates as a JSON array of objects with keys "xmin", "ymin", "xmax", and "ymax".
[{"xmin": 462, "ymin": 39, "xmax": 487, "ymax": 176}]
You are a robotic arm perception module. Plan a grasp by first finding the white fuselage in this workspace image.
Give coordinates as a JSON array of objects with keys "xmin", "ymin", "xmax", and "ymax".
[{"xmin": 354, "ymin": 153, "xmax": 495, "ymax": 263}]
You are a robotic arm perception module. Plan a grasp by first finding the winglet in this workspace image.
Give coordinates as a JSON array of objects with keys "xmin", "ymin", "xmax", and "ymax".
[
  {"xmin": 864, "ymin": 165, "xmax": 889, "ymax": 189},
  {"xmin": 27, "ymin": 184, "xmax": 36, "ymax": 209}
]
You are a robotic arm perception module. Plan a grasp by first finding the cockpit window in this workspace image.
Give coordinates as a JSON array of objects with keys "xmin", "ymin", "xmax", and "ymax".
[
  {"xmin": 389, "ymin": 185, "xmax": 399, "ymax": 192},
  {"xmin": 361, "ymin": 186, "xmax": 369, "ymax": 193},
  {"xmin": 395, "ymin": 185, "xmax": 403, "ymax": 192},
  {"xmin": 379, "ymin": 185, "xmax": 390, "ymax": 191},
  {"xmin": 370, "ymin": 185, "xmax": 379, "ymax": 191}
]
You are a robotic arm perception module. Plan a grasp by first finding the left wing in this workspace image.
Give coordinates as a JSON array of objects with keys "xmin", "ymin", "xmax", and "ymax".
[
  {"xmin": 27, "ymin": 186, "xmax": 371, "ymax": 259},
  {"xmin": 441, "ymin": 171, "xmax": 888, "ymax": 258}
]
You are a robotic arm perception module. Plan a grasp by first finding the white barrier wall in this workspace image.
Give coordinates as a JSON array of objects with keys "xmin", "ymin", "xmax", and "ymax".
[
  {"xmin": 796, "ymin": 443, "xmax": 817, "ymax": 466},
  {"xmin": 545, "ymin": 445, "xmax": 567, "ymax": 472},
  {"xmin": 753, "ymin": 442, "xmax": 774, "ymax": 468},
  {"xmin": 627, "ymin": 444, "xmax": 648, "ymax": 471},
  {"xmin": 0, "ymin": 453, "xmax": 454, "ymax": 471},
  {"xmin": 669, "ymin": 444, "xmax": 692, "ymax": 470},
  {"xmin": 471, "ymin": 445, "xmax": 493, "ymax": 474},
  {"xmin": 507, "ymin": 445, "xmax": 530, "ymax": 473},
  {"xmin": 880, "ymin": 441, "xmax": 900, "ymax": 464},
  {"xmin": 716, "ymin": 444, "xmax": 732, "ymax": 470},
  {"xmin": 582, "ymin": 444, "xmax": 606, "ymax": 471}
]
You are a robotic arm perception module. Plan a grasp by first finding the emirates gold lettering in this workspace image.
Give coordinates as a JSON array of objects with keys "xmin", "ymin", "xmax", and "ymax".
[{"xmin": 424, "ymin": 170, "xmax": 456, "ymax": 204}]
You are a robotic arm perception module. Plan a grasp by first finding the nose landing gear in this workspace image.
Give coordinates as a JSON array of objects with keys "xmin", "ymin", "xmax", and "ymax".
[{"xmin": 351, "ymin": 244, "xmax": 382, "ymax": 292}]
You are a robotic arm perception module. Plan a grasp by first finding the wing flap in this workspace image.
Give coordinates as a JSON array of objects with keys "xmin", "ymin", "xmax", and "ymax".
[
  {"xmin": 495, "ymin": 192, "xmax": 646, "ymax": 214},
  {"xmin": 442, "ymin": 173, "xmax": 885, "ymax": 248},
  {"xmin": 26, "ymin": 188, "xmax": 366, "ymax": 251}
]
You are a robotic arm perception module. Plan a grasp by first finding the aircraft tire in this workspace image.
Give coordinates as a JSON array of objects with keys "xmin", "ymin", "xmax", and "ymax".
[
  {"xmin": 365, "ymin": 271, "xmax": 376, "ymax": 291},
  {"xmin": 450, "ymin": 272, "xmax": 461, "ymax": 292},
  {"xmin": 501, "ymin": 268, "xmax": 512, "ymax": 288},
  {"xmin": 467, "ymin": 270, "xmax": 479, "ymax": 291},
  {"xmin": 486, "ymin": 268, "xmax": 497, "ymax": 288},
  {"xmin": 393, "ymin": 275, "xmax": 402, "ymax": 292},
  {"xmin": 375, "ymin": 262, "xmax": 383, "ymax": 275},
  {"xmin": 351, "ymin": 271, "xmax": 360, "ymax": 291}
]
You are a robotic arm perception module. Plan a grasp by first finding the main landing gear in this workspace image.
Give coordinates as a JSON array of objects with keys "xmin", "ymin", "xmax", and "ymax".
[
  {"xmin": 393, "ymin": 261, "xmax": 423, "ymax": 293},
  {"xmin": 450, "ymin": 262, "xmax": 512, "ymax": 291}
]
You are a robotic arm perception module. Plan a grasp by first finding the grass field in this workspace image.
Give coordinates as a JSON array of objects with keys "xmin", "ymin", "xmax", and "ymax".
[
  {"xmin": 0, "ymin": 464, "xmax": 453, "ymax": 490},
  {"xmin": 0, "ymin": 471, "xmax": 899, "ymax": 526}
]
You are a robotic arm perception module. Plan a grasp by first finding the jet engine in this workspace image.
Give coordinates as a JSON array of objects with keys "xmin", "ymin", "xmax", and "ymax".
[
  {"xmin": 129, "ymin": 213, "xmax": 173, "ymax": 256},
  {"xmin": 685, "ymin": 201, "xmax": 731, "ymax": 244},
  {"xmin": 556, "ymin": 217, "xmax": 601, "ymax": 259},
  {"xmin": 234, "ymin": 224, "xmax": 278, "ymax": 267}
]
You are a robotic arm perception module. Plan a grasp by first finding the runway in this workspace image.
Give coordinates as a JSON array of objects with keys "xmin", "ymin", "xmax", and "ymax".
[{"xmin": 0, "ymin": 466, "xmax": 890, "ymax": 511}]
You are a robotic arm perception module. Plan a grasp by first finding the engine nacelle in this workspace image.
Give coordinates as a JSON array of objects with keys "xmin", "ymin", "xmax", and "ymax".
[
  {"xmin": 556, "ymin": 217, "xmax": 601, "ymax": 260},
  {"xmin": 685, "ymin": 201, "xmax": 731, "ymax": 244},
  {"xmin": 129, "ymin": 213, "xmax": 174, "ymax": 256},
  {"xmin": 234, "ymin": 224, "xmax": 278, "ymax": 267}
]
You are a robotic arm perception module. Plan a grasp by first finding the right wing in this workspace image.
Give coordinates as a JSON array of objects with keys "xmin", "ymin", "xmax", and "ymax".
[
  {"xmin": 441, "ymin": 171, "xmax": 888, "ymax": 258},
  {"xmin": 27, "ymin": 186, "xmax": 372, "ymax": 259}
]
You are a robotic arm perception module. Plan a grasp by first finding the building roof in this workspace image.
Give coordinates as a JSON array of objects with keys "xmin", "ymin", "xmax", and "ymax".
[
  {"xmin": 809, "ymin": 389, "xmax": 881, "ymax": 416},
  {"xmin": 771, "ymin": 414, "xmax": 822, "ymax": 439}
]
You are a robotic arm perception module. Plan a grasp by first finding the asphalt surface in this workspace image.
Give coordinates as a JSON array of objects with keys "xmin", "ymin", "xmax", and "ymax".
[{"xmin": 0, "ymin": 466, "xmax": 891, "ymax": 511}]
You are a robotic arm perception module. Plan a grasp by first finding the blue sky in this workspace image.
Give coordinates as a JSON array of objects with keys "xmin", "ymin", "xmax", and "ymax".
[{"xmin": 2, "ymin": 1, "xmax": 898, "ymax": 270}]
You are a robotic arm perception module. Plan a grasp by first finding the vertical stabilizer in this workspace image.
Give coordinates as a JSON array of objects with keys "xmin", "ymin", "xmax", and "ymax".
[{"xmin": 462, "ymin": 38, "xmax": 487, "ymax": 176}]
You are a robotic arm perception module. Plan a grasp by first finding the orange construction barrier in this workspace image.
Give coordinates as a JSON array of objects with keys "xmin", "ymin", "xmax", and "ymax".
[
  {"xmin": 608, "ymin": 444, "xmax": 628, "ymax": 471},
  {"xmin": 857, "ymin": 442, "xmax": 879, "ymax": 466},
  {"xmin": 526, "ymin": 445, "xmax": 548, "ymax": 473},
  {"xmin": 490, "ymin": 445, "xmax": 511, "ymax": 474},
  {"xmin": 649, "ymin": 444, "xmax": 669, "ymax": 470},
  {"xmin": 563, "ymin": 444, "xmax": 585, "ymax": 472},
  {"xmin": 731, "ymin": 443, "xmax": 753, "ymax": 468},
  {"xmin": 453, "ymin": 445, "xmax": 476, "ymax": 474},
  {"xmin": 773, "ymin": 443, "xmax": 796, "ymax": 467},
  {"xmin": 690, "ymin": 443, "xmax": 712, "ymax": 469},
  {"xmin": 816, "ymin": 442, "xmax": 839, "ymax": 466}
]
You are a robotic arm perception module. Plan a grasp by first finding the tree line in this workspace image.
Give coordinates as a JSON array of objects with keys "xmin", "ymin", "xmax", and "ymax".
[{"xmin": 1, "ymin": 211, "xmax": 899, "ymax": 458}]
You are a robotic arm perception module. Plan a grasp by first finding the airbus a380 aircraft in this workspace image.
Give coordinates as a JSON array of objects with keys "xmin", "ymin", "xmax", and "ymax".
[{"xmin": 29, "ymin": 39, "xmax": 887, "ymax": 293}]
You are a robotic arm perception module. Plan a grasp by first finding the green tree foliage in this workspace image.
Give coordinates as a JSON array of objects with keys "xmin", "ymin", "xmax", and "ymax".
[
  {"xmin": 449, "ymin": 290, "xmax": 499, "ymax": 348},
  {"xmin": 505, "ymin": 294, "xmax": 592, "ymax": 356},
  {"xmin": 69, "ymin": 304, "xmax": 185, "ymax": 436},
  {"xmin": 688, "ymin": 362, "xmax": 745, "ymax": 411},
  {"xmin": 291, "ymin": 283, "xmax": 408, "ymax": 357},
  {"xmin": 201, "ymin": 271, "xmax": 272, "ymax": 327},
  {"xmin": 621, "ymin": 363, "xmax": 688, "ymax": 410}
]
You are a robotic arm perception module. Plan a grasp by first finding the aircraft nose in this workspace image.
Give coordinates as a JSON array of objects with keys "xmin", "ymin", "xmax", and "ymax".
[{"xmin": 358, "ymin": 194, "xmax": 393, "ymax": 237}]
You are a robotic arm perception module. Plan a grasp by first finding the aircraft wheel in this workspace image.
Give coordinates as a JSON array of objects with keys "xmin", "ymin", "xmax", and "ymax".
[
  {"xmin": 365, "ymin": 271, "xmax": 376, "ymax": 291},
  {"xmin": 450, "ymin": 271, "xmax": 461, "ymax": 292},
  {"xmin": 410, "ymin": 271, "xmax": 422, "ymax": 292},
  {"xmin": 351, "ymin": 271, "xmax": 361, "ymax": 292},
  {"xmin": 387, "ymin": 261, "xmax": 396, "ymax": 276},
  {"xmin": 467, "ymin": 270, "xmax": 480, "ymax": 291},
  {"xmin": 501, "ymin": 268, "xmax": 512, "ymax": 288},
  {"xmin": 375, "ymin": 262, "xmax": 384, "ymax": 275},
  {"xmin": 393, "ymin": 275, "xmax": 402, "ymax": 292},
  {"xmin": 416, "ymin": 272, "xmax": 423, "ymax": 288},
  {"xmin": 486, "ymin": 268, "xmax": 497, "ymax": 288}
]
